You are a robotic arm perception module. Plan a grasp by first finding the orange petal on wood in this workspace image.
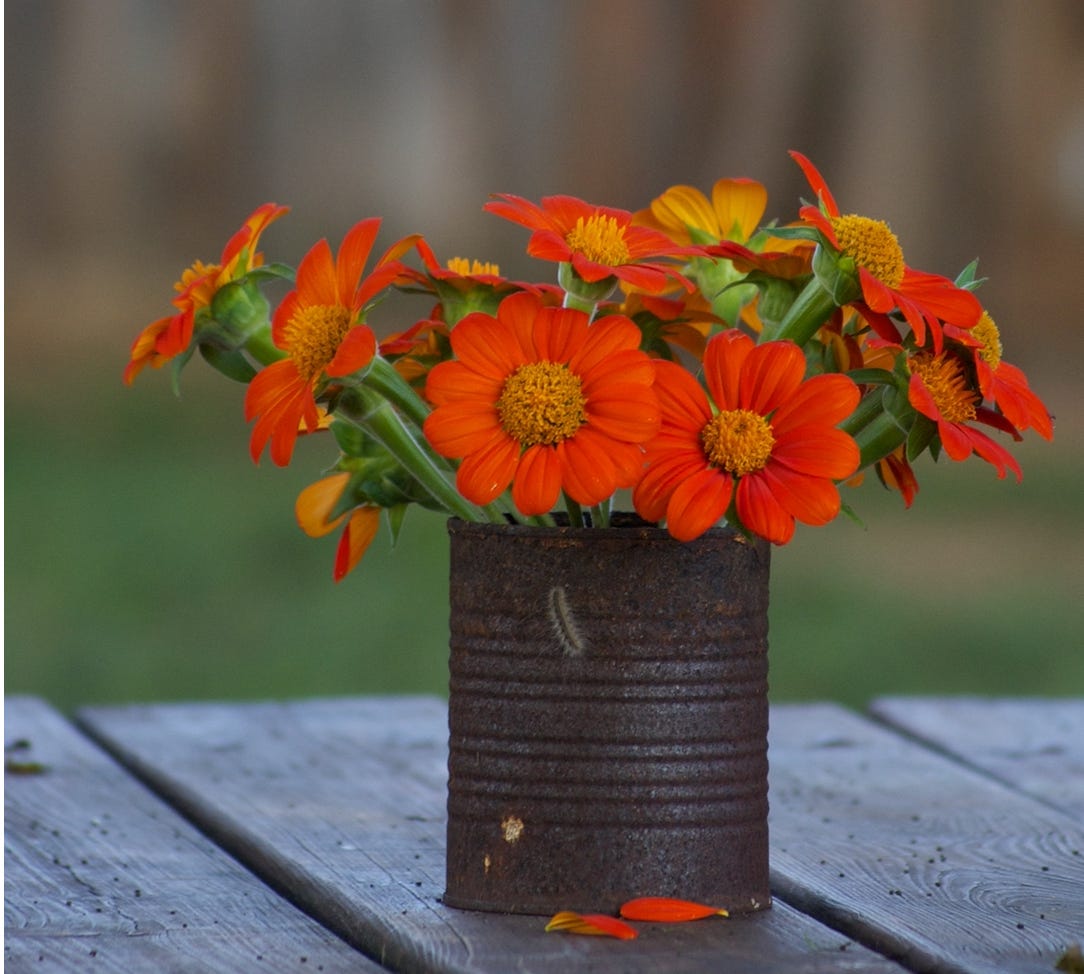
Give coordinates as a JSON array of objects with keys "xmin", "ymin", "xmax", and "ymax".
[
  {"xmin": 619, "ymin": 897, "xmax": 729, "ymax": 922},
  {"xmin": 545, "ymin": 911, "xmax": 638, "ymax": 940}
]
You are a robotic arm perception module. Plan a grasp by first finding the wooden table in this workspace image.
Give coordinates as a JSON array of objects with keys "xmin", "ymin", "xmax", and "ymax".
[{"xmin": 5, "ymin": 695, "xmax": 1083, "ymax": 973}]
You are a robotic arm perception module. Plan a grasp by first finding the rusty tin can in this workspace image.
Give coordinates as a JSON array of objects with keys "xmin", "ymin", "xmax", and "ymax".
[{"xmin": 444, "ymin": 515, "xmax": 771, "ymax": 915}]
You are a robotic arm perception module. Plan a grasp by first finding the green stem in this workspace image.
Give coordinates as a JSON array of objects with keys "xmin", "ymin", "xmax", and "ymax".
[
  {"xmin": 563, "ymin": 495, "xmax": 585, "ymax": 527},
  {"xmin": 335, "ymin": 386, "xmax": 500, "ymax": 523},
  {"xmin": 843, "ymin": 401, "xmax": 909, "ymax": 471},
  {"xmin": 363, "ymin": 356, "xmax": 432, "ymax": 428},
  {"xmin": 760, "ymin": 276, "xmax": 839, "ymax": 346}
]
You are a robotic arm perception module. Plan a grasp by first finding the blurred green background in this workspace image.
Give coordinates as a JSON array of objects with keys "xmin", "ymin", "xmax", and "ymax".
[{"xmin": 6, "ymin": 0, "xmax": 1083, "ymax": 712}]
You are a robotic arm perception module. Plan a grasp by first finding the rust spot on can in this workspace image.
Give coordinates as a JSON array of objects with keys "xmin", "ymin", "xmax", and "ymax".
[{"xmin": 444, "ymin": 515, "xmax": 772, "ymax": 916}]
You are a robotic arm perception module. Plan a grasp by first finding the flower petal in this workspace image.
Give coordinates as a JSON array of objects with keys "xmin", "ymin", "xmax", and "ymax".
[
  {"xmin": 512, "ymin": 444, "xmax": 563, "ymax": 515},
  {"xmin": 665, "ymin": 467, "xmax": 734, "ymax": 542},
  {"xmin": 455, "ymin": 433, "xmax": 520, "ymax": 504},
  {"xmin": 545, "ymin": 912, "xmax": 638, "ymax": 940},
  {"xmin": 334, "ymin": 507, "xmax": 381, "ymax": 582},
  {"xmin": 619, "ymin": 897, "xmax": 729, "ymax": 922}
]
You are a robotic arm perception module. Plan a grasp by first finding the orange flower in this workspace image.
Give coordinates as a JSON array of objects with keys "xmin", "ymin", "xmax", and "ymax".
[
  {"xmin": 422, "ymin": 291, "xmax": 660, "ymax": 515},
  {"xmin": 907, "ymin": 350, "xmax": 1023, "ymax": 480},
  {"xmin": 634, "ymin": 329, "xmax": 860, "ymax": 544},
  {"xmin": 125, "ymin": 202, "xmax": 288, "ymax": 383},
  {"xmin": 791, "ymin": 151, "xmax": 981, "ymax": 351},
  {"xmin": 295, "ymin": 473, "xmax": 381, "ymax": 581},
  {"xmin": 484, "ymin": 194, "xmax": 698, "ymax": 294},
  {"xmin": 245, "ymin": 218, "xmax": 404, "ymax": 466},
  {"xmin": 962, "ymin": 312, "xmax": 1054, "ymax": 441},
  {"xmin": 634, "ymin": 177, "xmax": 768, "ymax": 247}
]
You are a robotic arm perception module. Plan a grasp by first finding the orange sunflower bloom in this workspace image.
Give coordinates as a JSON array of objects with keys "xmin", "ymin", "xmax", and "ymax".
[
  {"xmin": 295, "ymin": 472, "xmax": 381, "ymax": 582},
  {"xmin": 245, "ymin": 218, "xmax": 404, "ymax": 466},
  {"xmin": 956, "ymin": 312, "xmax": 1054, "ymax": 441},
  {"xmin": 634, "ymin": 329, "xmax": 861, "ymax": 544},
  {"xmin": 422, "ymin": 291, "xmax": 660, "ymax": 515},
  {"xmin": 907, "ymin": 350, "xmax": 1023, "ymax": 481},
  {"xmin": 790, "ymin": 151, "xmax": 981, "ymax": 351},
  {"xmin": 484, "ymin": 194, "xmax": 699, "ymax": 294},
  {"xmin": 634, "ymin": 177, "xmax": 769, "ymax": 247},
  {"xmin": 125, "ymin": 202, "xmax": 289, "ymax": 383}
]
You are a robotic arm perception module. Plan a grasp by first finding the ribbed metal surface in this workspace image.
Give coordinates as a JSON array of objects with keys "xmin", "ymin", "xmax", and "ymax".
[{"xmin": 444, "ymin": 516, "xmax": 772, "ymax": 915}]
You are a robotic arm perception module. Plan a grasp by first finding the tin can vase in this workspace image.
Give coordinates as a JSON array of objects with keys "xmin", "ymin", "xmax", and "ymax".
[{"xmin": 443, "ymin": 514, "xmax": 772, "ymax": 916}]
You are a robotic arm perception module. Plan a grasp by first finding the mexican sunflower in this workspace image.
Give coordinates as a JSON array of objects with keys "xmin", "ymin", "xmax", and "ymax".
[
  {"xmin": 791, "ymin": 151, "xmax": 981, "ymax": 351},
  {"xmin": 245, "ymin": 218, "xmax": 404, "ymax": 466},
  {"xmin": 124, "ymin": 202, "xmax": 288, "ymax": 383},
  {"xmin": 295, "ymin": 472, "xmax": 381, "ymax": 581},
  {"xmin": 422, "ymin": 291, "xmax": 660, "ymax": 515},
  {"xmin": 633, "ymin": 329, "xmax": 861, "ymax": 544},
  {"xmin": 960, "ymin": 312, "xmax": 1054, "ymax": 441},
  {"xmin": 634, "ymin": 177, "xmax": 769, "ymax": 247},
  {"xmin": 907, "ymin": 350, "xmax": 1023, "ymax": 481},
  {"xmin": 483, "ymin": 194, "xmax": 699, "ymax": 294}
]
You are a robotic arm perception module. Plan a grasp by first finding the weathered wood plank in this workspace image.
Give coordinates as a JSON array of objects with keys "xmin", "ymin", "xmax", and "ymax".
[
  {"xmin": 3, "ymin": 696, "xmax": 382, "ymax": 973},
  {"xmin": 77, "ymin": 696, "xmax": 906, "ymax": 974},
  {"xmin": 869, "ymin": 696, "xmax": 1084, "ymax": 820},
  {"xmin": 769, "ymin": 702, "xmax": 1084, "ymax": 974}
]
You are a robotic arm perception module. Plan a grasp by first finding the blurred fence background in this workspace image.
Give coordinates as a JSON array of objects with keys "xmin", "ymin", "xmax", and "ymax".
[{"xmin": 6, "ymin": 0, "xmax": 1084, "ymax": 711}]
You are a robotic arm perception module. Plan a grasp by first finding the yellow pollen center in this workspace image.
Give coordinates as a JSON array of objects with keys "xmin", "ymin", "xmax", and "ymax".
[
  {"xmin": 447, "ymin": 256, "xmax": 500, "ymax": 277},
  {"xmin": 285, "ymin": 304, "xmax": 352, "ymax": 381},
  {"xmin": 971, "ymin": 312, "xmax": 1003, "ymax": 369},
  {"xmin": 702, "ymin": 409, "xmax": 775, "ymax": 476},
  {"xmin": 496, "ymin": 361, "xmax": 587, "ymax": 446},
  {"xmin": 565, "ymin": 214, "xmax": 632, "ymax": 267},
  {"xmin": 176, "ymin": 259, "xmax": 219, "ymax": 291},
  {"xmin": 910, "ymin": 353, "xmax": 978, "ymax": 423},
  {"xmin": 829, "ymin": 214, "xmax": 905, "ymax": 288}
]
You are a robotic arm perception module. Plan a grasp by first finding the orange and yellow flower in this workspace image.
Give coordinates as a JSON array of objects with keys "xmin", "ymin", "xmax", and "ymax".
[
  {"xmin": 295, "ymin": 472, "xmax": 381, "ymax": 582},
  {"xmin": 634, "ymin": 329, "xmax": 860, "ymax": 544},
  {"xmin": 124, "ymin": 202, "xmax": 288, "ymax": 383},
  {"xmin": 422, "ymin": 291, "xmax": 660, "ymax": 515},
  {"xmin": 791, "ymin": 151, "xmax": 981, "ymax": 351},
  {"xmin": 956, "ymin": 312, "xmax": 1054, "ymax": 441},
  {"xmin": 245, "ymin": 218, "xmax": 404, "ymax": 466},
  {"xmin": 907, "ymin": 350, "xmax": 1023, "ymax": 480},
  {"xmin": 484, "ymin": 194, "xmax": 699, "ymax": 294},
  {"xmin": 634, "ymin": 177, "xmax": 769, "ymax": 247}
]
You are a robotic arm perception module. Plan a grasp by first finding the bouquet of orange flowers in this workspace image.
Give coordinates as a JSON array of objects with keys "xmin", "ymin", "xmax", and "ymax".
[{"xmin": 125, "ymin": 152, "xmax": 1053, "ymax": 580}]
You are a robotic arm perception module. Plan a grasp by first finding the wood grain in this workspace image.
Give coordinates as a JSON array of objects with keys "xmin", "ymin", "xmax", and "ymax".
[
  {"xmin": 3, "ymin": 696, "xmax": 380, "ymax": 973},
  {"xmin": 77, "ymin": 696, "xmax": 905, "ymax": 973},
  {"xmin": 869, "ymin": 696, "xmax": 1084, "ymax": 820},
  {"xmin": 769, "ymin": 702, "xmax": 1084, "ymax": 974}
]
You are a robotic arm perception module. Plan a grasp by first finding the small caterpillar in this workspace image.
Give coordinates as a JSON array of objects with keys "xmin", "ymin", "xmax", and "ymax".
[{"xmin": 547, "ymin": 585, "xmax": 587, "ymax": 657}]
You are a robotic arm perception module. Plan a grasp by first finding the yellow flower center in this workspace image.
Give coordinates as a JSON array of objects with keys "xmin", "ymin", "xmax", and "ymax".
[
  {"xmin": 565, "ymin": 214, "xmax": 632, "ymax": 267},
  {"xmin": 971, "ymin": 311, "xmax": 1003, "ymax": 369},
  {"xmin": 496, "ymin": 361, "xmax": 587, "ymax": 446},
  {"xmin": 174, "ymin": 259, "xmax": 222, "ymax": 310},
  {"xmin": 909, "ymin": 353, "xmax": 978, "ymax": 423},
  {"xmin": 285, "ymin": 304, "xmax": 352, "ymax": 381},
  {"xmin": 447, "ymin": 257, "xmax": 500, "ymax": 277},
  {"xmin": 701, "ymin": 409, "xmax": 776, "ymax": 476},
  {"xmin": 829, "ymin": 214, "xmax": 905, "ymax": 288}
]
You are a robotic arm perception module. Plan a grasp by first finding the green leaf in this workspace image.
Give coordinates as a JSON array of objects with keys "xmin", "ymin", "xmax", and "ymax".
[
  {"xmin": 244, "ymin": 262, "xmax": 296, "ymax": 284},
  {"xmin": 953, "ymin": 259, "xmax": 987, "ymax": 292},
  {"xmin": 905, "ymin": 413, "xmax": 938, "ymax": 462},
  {"xmin": 385, "ymin": 504, "xmax": 409, "ymax": 546},
  {"xmin": 845, "ymin": 368, "xmax": 898, "ymax": 386},
  {"xmin": 199, "ymin": 343, "xmax": 258, "ymax": 383}
]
